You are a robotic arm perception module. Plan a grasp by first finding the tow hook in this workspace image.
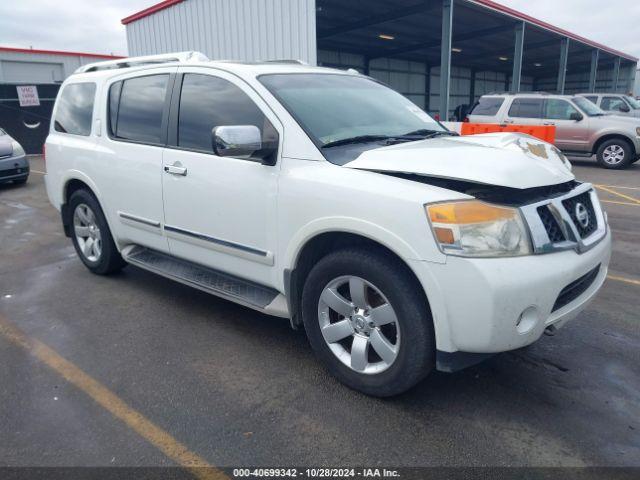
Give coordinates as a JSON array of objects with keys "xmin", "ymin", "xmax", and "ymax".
[{"xmin": 544, "ymin": 325, "xmax": 557, "ymax": 337}]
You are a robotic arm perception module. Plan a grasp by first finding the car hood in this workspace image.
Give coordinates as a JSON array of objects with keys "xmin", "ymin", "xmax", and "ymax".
[
  {"xmin": 0, "ymin": 136, "xmax": 13, "ymax": 157},
  {"xmin": 344, "ymin": 132, "xmax": 574, "ymax": 189}
]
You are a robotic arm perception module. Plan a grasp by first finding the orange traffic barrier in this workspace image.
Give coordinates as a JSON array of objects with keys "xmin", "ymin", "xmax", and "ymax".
[{"xmin": 461, "ymin": 123, "xmax": 556, "ymax": 143}]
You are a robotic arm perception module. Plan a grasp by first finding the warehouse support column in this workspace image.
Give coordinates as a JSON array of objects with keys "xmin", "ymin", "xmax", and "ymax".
[
  {"xmin": 425, "ymin": 64, "xmax": 431, "ymax": 113},
  {"xmin": 612, "ymin": 57, "xmax": 621, "ymax": 93},
  {"xmin": 557, "ymin": 37, "xmax": 569, "ymax": 94},
  {"xmin": 439, "ymin": 0, "xmax": 453, "ymax": 120},
  {"xmin": 469, "ymin": 67, "xmax": 476, "ymax": 105},
  {"xmin": 589, "ymin": 49, "xmax": 599, "ymax": 92},
  {"xmin": 511, "ymin": 22, "xmax": 525, "ymax": 92}
]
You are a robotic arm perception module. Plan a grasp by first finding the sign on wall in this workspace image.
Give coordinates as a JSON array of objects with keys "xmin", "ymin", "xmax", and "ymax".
[{"xmin": 16, "ymin": 85, "xmax": 40, "ymax": 107}]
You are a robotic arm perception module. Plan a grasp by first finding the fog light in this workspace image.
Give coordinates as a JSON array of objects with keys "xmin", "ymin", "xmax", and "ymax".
[{"xmin": 516, "ymin": 306, "xmax": 539, "ymax": 334}]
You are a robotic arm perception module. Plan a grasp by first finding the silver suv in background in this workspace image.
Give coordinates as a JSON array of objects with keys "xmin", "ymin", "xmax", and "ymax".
[
  {"xmin": 577, "ymin": 93, "xmax": 640, "ymax": 118},
  {"xmin": 468, "ymin": 93, "xmax": 640, "ymax": 169}
]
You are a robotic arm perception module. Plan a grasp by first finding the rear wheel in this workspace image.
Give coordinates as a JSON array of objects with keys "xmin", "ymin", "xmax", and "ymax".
[
  {"xmin": 68, "ymin": 189, "xmax": 127, "ymax": 275},
  {"xmin": 596, "ymin": 139, "xmax": 633, "ymax": 169},
  {"xmin": 302, "ymin": 248, "xmax": 435, "ymax": 397}
]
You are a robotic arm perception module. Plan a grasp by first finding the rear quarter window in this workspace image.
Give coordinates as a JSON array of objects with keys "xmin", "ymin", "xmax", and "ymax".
[
  {"xmin": 470, "ymin": 97, "xmax": 505, "ymax": 116},
  {"xmin": 54, "ymin": 83, "xmax": 96, "ymax": 136}
]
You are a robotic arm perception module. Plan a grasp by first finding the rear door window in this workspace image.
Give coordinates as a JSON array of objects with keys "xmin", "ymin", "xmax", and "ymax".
[
  {"xmin": 110, "ymin": 74, "xmax": 169, "ymax": 144},
  {"xmin": 584, "ymin": 96, "xmax": 598, "ymax": 104},
  {"xmin": 470, "ymin": 97, "xmax": 505, "ymax": 116},
  {"xmin": 54, "ymin": 82, "xmax": 96, "ymax": 136},
  {"xmin": 507, "ymin": 98, "xmax": 544, "ymax": 118}
]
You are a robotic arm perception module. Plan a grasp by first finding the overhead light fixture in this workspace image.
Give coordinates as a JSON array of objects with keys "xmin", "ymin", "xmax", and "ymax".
[
  {"xmin": 452, "ymin": 47, "xmax": 462, "ymax": 53},
  {"xmin": 499, "ymin": 56, "xmax": 509, "ymax": 61},
  {"xmin": 534, "ymin": 63, "xmax": 542, "ymax": 67},
  {"xmin": 378, "ymin": 34, "xmax": 395, "ymax": 40}
]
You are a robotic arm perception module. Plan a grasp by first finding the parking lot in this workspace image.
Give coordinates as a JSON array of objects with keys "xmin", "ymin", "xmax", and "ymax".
[{"xmin": 1, "ymin": 155, "xmax": 639, "ymax": 472}]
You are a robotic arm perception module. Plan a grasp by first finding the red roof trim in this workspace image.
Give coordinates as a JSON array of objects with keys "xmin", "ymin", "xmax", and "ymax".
[
  {"xmin": 0, "ymin": 46, "xmax": 124, "ymax": 59},
  {"xmin": 121, "ymin": 0, "xmax": 185, "ymax": 25},
  {"xmin": 469, "ymin": 0, "xmax": 638, "ymax": 62}
]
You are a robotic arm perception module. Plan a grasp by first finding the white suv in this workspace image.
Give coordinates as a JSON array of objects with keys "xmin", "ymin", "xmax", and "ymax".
[{"xmin": 45, "ymin": 52, "xmax": 611, "ymax": 396}]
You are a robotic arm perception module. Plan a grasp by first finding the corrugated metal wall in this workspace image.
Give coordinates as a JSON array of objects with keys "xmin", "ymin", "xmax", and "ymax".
[
  {"xmin": 536, "ymin": 64, "xmax": 635, "ymax": 95},
  {"xmin": 318, "ymin": 50, "xmax": 532, "ymax": 120},
  {"xmin": 0, "ymin": 51, "xmax": 109, "ymax": 83},
  {"xmin": 126, "ymin": 0, "xmax": 317, "ymax": 64}
]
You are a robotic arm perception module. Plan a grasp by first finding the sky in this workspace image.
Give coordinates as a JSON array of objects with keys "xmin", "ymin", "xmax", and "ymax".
[{"xmin": 0, "ymin": 0, "xmax": 639, "ymax": 60}]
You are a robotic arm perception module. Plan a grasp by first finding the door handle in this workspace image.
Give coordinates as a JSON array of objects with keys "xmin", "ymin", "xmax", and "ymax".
[
  {"xmin": 164, "ymin": 164, "xmax": 187, "ymax": 176},
  {"xmin": 543, "ymin": 122, "xmax": 556, "ymax": 126}
]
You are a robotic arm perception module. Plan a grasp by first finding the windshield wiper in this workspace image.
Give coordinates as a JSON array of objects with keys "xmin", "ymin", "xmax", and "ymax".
[
  {"xmin": 392, "ymin": 129, "xmax": 458, "ymax": 140},
  {"xmin": 321, "ymin": 135, "xmax": 390, "ymax": 148}
]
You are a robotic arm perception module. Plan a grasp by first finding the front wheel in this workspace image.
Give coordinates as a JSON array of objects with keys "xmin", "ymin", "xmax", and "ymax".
[
  {"xmin": 302, "ymin": 248, "xmax": 435, "ymax": 397},
  {"xmin": 596, "ymin": 139, "xmax": 633, "ymax": 169}
]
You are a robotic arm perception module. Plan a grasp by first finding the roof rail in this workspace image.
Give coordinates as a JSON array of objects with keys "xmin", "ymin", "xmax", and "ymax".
[
  {"xmin": 74, "ymin": 51, "xmax": 209, "ymax": 74},
  {"xmin": 261, "ymin": 59, "xmax": 309, "ymax": 65}
]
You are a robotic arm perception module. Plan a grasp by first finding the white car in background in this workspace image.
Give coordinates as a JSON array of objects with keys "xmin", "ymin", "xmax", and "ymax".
[
  {"xmin": 0, "ymin": 128, "xmax": 29, "ymax": 185},
  {"xmin": 44, "ymin": 53, "xmax": 611, "ymax": 396}
]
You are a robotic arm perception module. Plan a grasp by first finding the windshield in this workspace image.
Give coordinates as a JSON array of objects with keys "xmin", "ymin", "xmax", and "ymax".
[
  {"xmin": 625, "ymin": 96, "xmax": 640, "ymax": 109},
  {"xmin": 259, "ymin": 73, "xmax": 447, "ymax": 164},
  {"xmin": 573, "ymin": 96, "xmax": 606, "ymax": 116},
  {"xmin": 0, "ymin": 128, "xmax": 5, "ymax": 136}
]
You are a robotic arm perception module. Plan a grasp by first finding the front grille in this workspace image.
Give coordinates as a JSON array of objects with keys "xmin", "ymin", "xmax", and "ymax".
[
  {"xmin": 0, "ymin": 167, "xmax": 26, "ymax": 178},
  {"xmin": 562, "ymin": 192, "xmax": 597, "ymax": 239},
  {"xmin": 552, "ymin": 265, "xmax": 600, "ymax": 312},
  {"xmin": 537, "ymin": 205, "xmax": 565, "ymax": 243}
]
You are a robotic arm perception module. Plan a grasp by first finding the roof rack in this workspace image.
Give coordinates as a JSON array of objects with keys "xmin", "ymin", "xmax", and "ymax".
[
  {"xmin": 260, "ymin": 59, "xmax": 309, "ymax": 65},
  {"xmin": 74, "ymin": 51, "xmax": 209, "ymax": 74},
  {"xmin": 484, "ymin": 91, "xmax": 552, "ymax": 96}
]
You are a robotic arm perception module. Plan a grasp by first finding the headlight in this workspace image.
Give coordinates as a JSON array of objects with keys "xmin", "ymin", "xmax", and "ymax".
[
  {"xmin": 427, "ymin": 200, "xmax": 531, "ymax": 257},
  {"xmin": 11, "ymin": 141, "xmax": 25, "ymax": 157}
]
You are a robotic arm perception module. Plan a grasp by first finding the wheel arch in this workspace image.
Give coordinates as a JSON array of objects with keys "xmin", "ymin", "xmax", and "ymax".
[
  {"xmin": 593, "ymin": 134, "xmax": 636, "ymax": 156},
  {"xmin": 60, "ymin": 173, "xmax": 104, "ymax": 238},
  {"xmin": 284, "ymin": 230, "xmax": 437, "ymax": 343}
]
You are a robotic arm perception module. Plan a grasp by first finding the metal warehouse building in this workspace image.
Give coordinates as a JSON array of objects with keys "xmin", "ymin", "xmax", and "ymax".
[
  {"xmin": 122, "ymin": 0, "xmax": 638, "ymax": 120},
  {"xmin": 0, "ymin": 47, "xmax": 122, "ymax": 153},
  {"xmin": 0, "ymin": 47, "xmax": 122, "ymax": 83}
]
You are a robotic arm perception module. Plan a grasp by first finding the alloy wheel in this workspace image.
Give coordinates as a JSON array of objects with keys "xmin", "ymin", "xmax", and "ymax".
[
  {"xmin": 73, "ymin": 203, "xmax": 102, "ymax": 262},
  {"xmin": 602, "ymin": 144, "xmax": 625, "ymax": 165},
  {"xmin": 318, "ymin": 275, "xmax": 400, "ymax": 375}
]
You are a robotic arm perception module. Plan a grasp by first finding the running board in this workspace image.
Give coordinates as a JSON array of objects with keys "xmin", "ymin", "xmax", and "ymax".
[{"xmin": 121, "ymin": 246, "xmax": 289, "ymax": 318}]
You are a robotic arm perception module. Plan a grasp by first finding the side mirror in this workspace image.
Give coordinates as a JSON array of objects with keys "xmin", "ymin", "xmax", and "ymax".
[
  {"xmin": 212, "ymin": 125, "xmax": 278, "ymax": 165},
  {"xmin": 212, "ymin": 125, "xmax": 262, "ymax": 158},
  {"xmin": 620, "ymin": 104, "xmax": 631, "ymax": 113},
  {"xmin": 570, "ymin": 112, "xmax": 583, "ymax": 122}
]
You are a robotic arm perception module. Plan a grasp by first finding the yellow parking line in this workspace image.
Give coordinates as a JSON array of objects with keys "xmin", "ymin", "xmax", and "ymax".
[
  {"xmin": 0, "ymin": 314, "xmax": 227, "ymax": 480},
  {"xmin": 607, "ymin": 275, "xmax": 640, "ymax": 287},
  {"xmin": 596, "ymin": 184, "xmax": 640, "ymax": 191},
  {"xmin": 595, "ymin": 185, "xmax": 640, "ymax": 205},
  {"xmin": 30, "ymin": 169, "xmax": 46, "ymax": 175},
  {"xmin": 601, "ymin": 200, "xmax": 640, "ymax": 207}
]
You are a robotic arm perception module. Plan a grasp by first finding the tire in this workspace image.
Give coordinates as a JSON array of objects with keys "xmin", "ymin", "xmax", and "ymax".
[
  {"xmin": 596, "ymin": 138, "xmax": 633, "ymax": 169},
  {"xmin": 301, "ymin": 248, "xmax": 435, "ymax": 397},
  {"xmin": 68, "ymin": 189, "xmax": 127, "ymax": 275},
  {"xmin": 13, "ymin": 177, "xmax": 28, "ymax": 185}
]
